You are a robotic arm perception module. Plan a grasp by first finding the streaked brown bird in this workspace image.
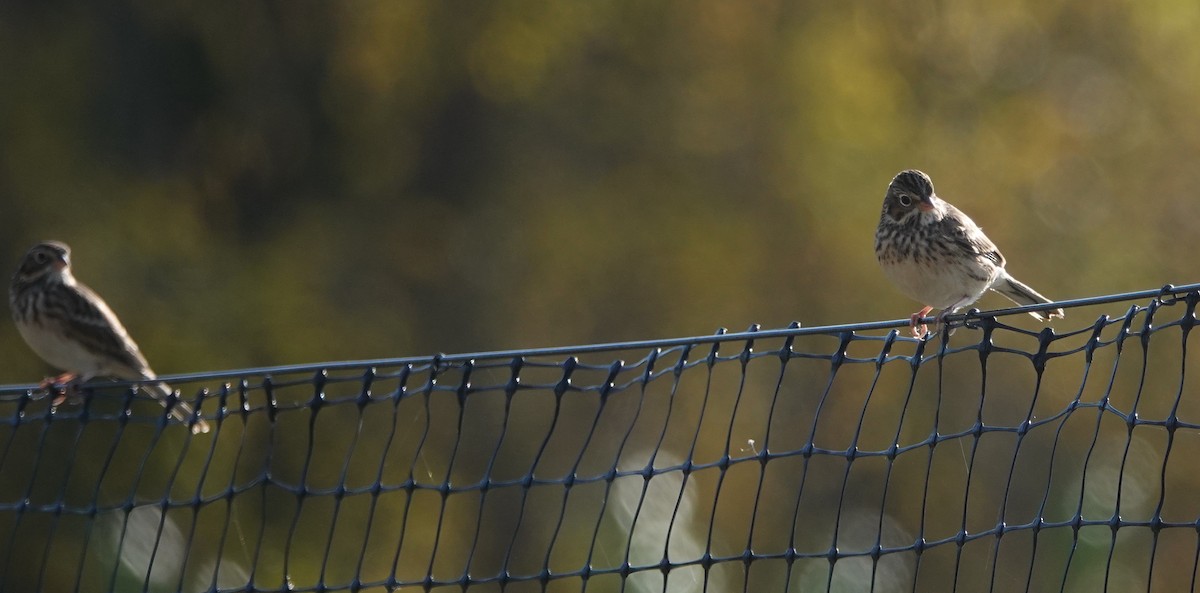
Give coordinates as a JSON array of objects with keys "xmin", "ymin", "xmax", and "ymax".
[
  {"xmin": 875, "ymin": 170, "xmax": 1064, "ymax": 337},
  {"xmin": 9, "ymin": 241, "xmax": 209, "ymax": 433}
]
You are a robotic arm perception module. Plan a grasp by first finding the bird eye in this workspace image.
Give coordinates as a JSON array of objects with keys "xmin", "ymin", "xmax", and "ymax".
[
  {"xmin": 33, "ymin": 252, "xmax": 47, "ymax": 264},
  {"xmin": 898, "ymin": 194, "xmax": 913, "ymax": 207}
]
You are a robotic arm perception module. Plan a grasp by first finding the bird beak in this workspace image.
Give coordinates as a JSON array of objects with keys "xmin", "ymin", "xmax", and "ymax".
[
  {"xmin": 52, "ymin": 255, "xmax": 68, "ymax": 271},
  {"xmin": 917, "ymin": 196, "xmax": 936, "ymax": 212}
]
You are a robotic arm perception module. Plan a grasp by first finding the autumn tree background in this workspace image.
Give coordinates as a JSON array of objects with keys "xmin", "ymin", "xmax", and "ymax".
[{"xmin": 1, "ymin": 1, "xmax": 1199, "ymax": 592}]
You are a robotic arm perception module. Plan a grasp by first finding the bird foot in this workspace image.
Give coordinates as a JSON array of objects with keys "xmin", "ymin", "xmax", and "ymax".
[
  {"xmin": 909, "ymin": 314, "xmax": 928, "ymax": 338},
  {"xmin": 40, "ymin": 373, "xmax": 81, "ymax": 407},
  {"xmin": 934, "ymin": 310, "xmax": 963, "ymax": 337},
  {"xmin": 909, "ymin": 306, "xmax": 934, "ymax": 338}
]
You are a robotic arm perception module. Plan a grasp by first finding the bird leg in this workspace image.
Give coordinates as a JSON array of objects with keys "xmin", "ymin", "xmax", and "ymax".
[
  {"xmin": 935, "ymin": 297, "xmax": 976, "ymax": 337},
  {"xmin": 935, "ymin": 309, "xmax": 955, "ymax": 337},
  {"xmin": 909, "ymin": 306, "xmax": 934, "ymax": 338},
  {"xmin": 40, "ymin": 372, "xmax": 78, "ymax": 407}
]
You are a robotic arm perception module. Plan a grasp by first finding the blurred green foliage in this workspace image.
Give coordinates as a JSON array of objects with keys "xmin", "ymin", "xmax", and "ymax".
[{"xmin": 2, "ymin": 0, "xmax": 1200, "ymax": 591}]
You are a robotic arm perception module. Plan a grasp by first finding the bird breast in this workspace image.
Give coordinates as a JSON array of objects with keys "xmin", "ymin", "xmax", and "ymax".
[
  {"xmin": 878, "ymin": 251, "xmax": 999, "ymax": 310},
  {"xmin": 14, "ymin": 319, "xmax": 109, "ymax": 379}
]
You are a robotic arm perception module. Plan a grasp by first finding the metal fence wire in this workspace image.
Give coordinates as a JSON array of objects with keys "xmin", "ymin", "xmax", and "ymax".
[{"xmin": 3, "ymin": 284, "xmax": 1200, "ymax": 593}]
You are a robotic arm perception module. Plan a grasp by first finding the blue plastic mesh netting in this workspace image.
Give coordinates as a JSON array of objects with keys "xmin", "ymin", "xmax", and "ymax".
[{"xmin": 2, "ymin": 286, "xmax": 1200, "ymax": 593}]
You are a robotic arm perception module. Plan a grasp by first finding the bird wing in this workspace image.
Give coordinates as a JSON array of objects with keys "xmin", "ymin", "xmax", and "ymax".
[
  {"xmin": 944, "ymin": 204, "xmax": 1006, "ymax": 268},
  {"xmin": 57, "ymin": 282, "xmax": 154, "ymax": 377}
]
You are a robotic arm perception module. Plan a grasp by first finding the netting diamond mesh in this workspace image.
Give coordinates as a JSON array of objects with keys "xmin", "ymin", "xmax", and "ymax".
[{"xmin": 2, "ymin": 287, "xmax": 1200, "ymax": 592}]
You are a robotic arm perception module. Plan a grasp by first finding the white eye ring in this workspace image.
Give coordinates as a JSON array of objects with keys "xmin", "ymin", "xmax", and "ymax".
[{"xmin": 898, "ymin": 194, "xmax": 913, "ymax": 207}]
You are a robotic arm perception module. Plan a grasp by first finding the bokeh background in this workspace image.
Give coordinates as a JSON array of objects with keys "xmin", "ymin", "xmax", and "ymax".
[
  {"xmin": 4, "ymin": 1, "xmax": 1197, "ymax": 377},
  {"xmin": 2, "ymin": 1, "xmax": 1200, "ymax": 592}
]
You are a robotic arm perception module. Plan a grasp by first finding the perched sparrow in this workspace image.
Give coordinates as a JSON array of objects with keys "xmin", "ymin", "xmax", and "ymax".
[
  {"xmin": 9, "ymin": 241, "xmax": 210, "ymax": 433},
  {"xmin": 875, "ymin": 170, "xmax": 1064, "ymax": 337}
]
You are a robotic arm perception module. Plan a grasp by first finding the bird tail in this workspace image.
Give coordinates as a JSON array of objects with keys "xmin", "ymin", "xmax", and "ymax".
[
  {"xmin": 147, "ymin": 381, "xmax": 211, "ymax": 434},
  {"xmin": 992, "ymin": 272, "xmax": 1065, "ymax": 321}
]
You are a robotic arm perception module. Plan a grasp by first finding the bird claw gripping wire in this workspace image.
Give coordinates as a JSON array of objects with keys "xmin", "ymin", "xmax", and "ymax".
[{"xmin": 38, "ymin": 372, "xmax": 84, "ymax": 407}]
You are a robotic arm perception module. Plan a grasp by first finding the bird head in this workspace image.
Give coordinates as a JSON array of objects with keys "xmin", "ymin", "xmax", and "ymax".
[
  {"xmin": 882, "ymin": 169, "xmax": 941, "ymax": 223},
  {"xmin": 14, "ymin": 241, "xmax": 72, "ymax": 285}
]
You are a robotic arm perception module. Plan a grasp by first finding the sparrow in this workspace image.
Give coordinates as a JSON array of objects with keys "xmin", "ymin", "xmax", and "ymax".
[
  {"xmin": 875, "ymin": 170, "xmax": 1064, "ymax": 337},
  {"xmin": 9, "ymin": 241, "xmax": 210, "ymax": 433}
]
